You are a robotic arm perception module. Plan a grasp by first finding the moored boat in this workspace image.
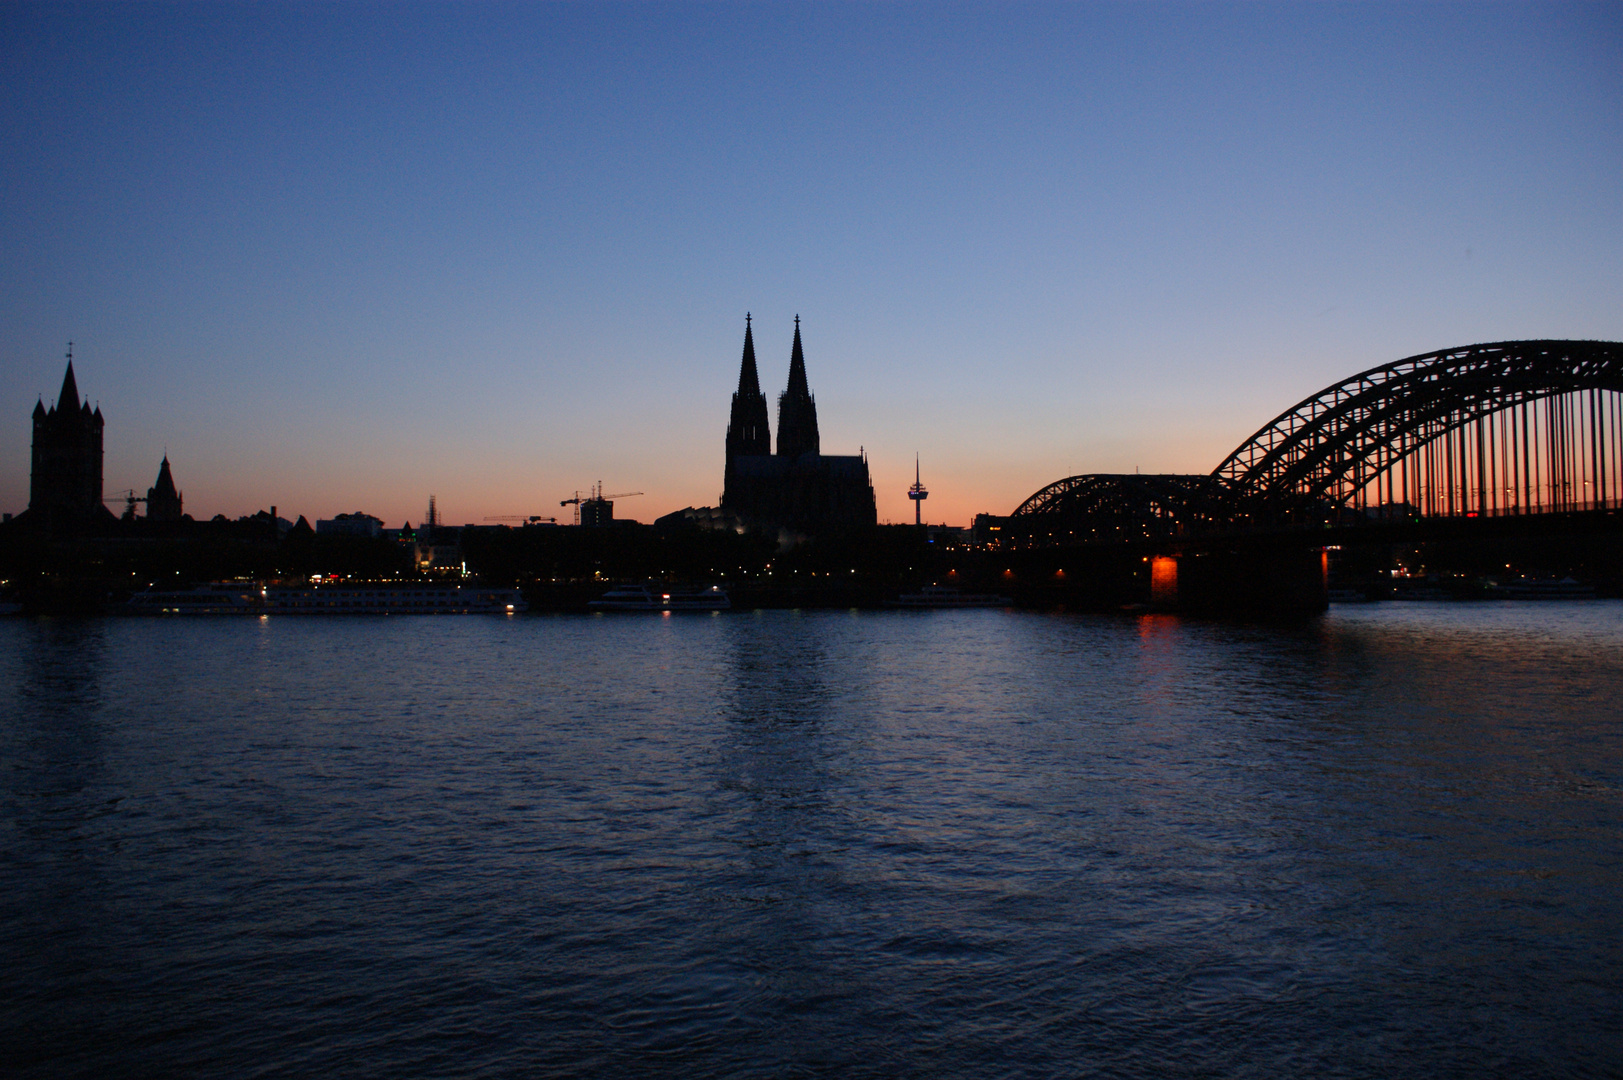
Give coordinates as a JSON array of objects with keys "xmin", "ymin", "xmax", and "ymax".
[
  {"xmin": 121, "ymin": 583, "xmax": 263, "ymax": 614},
  {"xmin": 589, "ymin": 584, "xmax": 730, "ymax": 611},
  {"xmin": 265, "ymin": 582, "xmax": 526, "ymax": 613},
  {"xmin": 1494, "ymin": 576, "xmax": 1596, "ymax": 600}
]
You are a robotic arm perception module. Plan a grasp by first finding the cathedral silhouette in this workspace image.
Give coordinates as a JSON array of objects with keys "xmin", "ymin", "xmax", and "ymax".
[{"xmin": 719, "ymin": 315, "xmax": 876, "ymax": 536}]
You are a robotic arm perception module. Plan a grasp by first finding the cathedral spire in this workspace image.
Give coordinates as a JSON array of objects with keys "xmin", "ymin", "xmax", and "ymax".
[
  {"xmin": 776, "ymin": 315, "xmax": 820, "ymax": 459},
  {"xmin": 724, "ymin": 313, "xmax": 772, "ymax": 469},
  {"xmin": 737, "ymin": 312, "xmax": 762, "ymax": 397},
  {"xmin": 786, "ymin": 315, "xmax": 809, "ymax": 399}
]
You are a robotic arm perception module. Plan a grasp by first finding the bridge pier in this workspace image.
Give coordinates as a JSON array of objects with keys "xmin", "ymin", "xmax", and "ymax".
[
  {"xmin": 1000, "ymin": 543, "xmax": 1328, "ymax": 617},
  {"xmin": 1165, "ymin": 545, "xmax": 1328, "ymax": 617}
]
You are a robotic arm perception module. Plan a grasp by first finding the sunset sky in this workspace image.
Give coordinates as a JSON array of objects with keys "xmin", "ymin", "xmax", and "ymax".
[{"xmin": 3, "ymin": 2, "xmax": 1619, "ymax": 527}]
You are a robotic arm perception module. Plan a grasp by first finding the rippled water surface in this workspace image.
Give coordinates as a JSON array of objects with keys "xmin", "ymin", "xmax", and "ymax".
[{"xmin": 3, "ymin": 604, "xmax": 1621, "ymax": 1078}]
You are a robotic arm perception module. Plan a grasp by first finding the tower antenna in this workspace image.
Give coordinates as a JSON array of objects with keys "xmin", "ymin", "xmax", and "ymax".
[{"xmin": 908, "ymin": 453, "xmax": 929, "ymax": 527}]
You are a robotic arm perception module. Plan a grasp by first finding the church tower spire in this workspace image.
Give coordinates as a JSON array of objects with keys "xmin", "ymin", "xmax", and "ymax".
[
  {"xmin": 725, "ymin": 313, "xmax": 771, "ymax": 460},
  {"xmin": 30, "ymin": 345, "xmax": 106, "ymax": 521},
  {"xmin": 786, "ymin": 315, "xmax": 809, "ymax": 399},
  {"xmin": 736, "ymin": 313, "xmax": 762, "ymax": 398},
  {"xmin": 776, "ymin": 315, "xmax": 820, "ymax": 459},
  {"xmin": 722, "ymin": 314, "xmax": 773, "ymax": 515},
  {"xmin": 58, "ymin": 350, "xmax": 80, "ymax": 412}
]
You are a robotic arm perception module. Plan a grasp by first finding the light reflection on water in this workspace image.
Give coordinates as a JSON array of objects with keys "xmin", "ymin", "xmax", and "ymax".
[{"xmin": 2, "ymin": 604, "xmax": 1620, "ymax": 1078}]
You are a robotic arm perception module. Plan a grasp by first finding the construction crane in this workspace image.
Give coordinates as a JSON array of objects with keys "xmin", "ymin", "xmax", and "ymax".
[
  {"xmin": 105, "ymin": 489, "xmax": 147, "ymax": 520},
  {"xmin": 560, "ymin": 481, "xmax": 643, "ymax": 525},
  {"xmin": 483, "ymin": 515, "xmax": 557, "ymax": 524}
]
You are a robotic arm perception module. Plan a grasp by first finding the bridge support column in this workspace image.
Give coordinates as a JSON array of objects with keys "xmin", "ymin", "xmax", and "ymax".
[
  {"xmin": 1173, "ymin": 545, "xmax": 1328, "ymax": 617},
  {"xmin": 1150, "ymin": 555, "xmax": 1179, "ymax": 607}
]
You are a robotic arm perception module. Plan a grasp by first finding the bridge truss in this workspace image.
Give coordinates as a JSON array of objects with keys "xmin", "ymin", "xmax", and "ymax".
[
  {"xmin": 1214, "ymin": 340, "xmax": 1623, "ymax": 524},
  {"xmin": 1007, "ymin": 473, "xmax": 1231, "ymax": 546},
  {"xmin": 1008, "ymin": 340, "xmax": 1623, "ymax": 545}
]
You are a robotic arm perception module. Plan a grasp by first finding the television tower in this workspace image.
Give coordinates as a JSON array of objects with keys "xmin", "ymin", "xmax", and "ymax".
[{"xmin": 908, "ymin": 454, "xmax": 928, "ymax": 527}]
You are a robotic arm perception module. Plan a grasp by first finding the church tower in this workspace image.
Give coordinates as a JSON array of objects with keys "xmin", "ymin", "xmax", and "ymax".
[
  {"xmin": 725, "ymin": 313, "xmax": 771, "ymax": 472},
  {"xmin": 29, "ymin": 351, "xmax": 106, "ymax": 519},
  {"xmin": 725, "ymin": 314, "xmax": 771, "ymax": 460},
  {"xmin": 722, "ymin": 314, "xmax": 771, "ymax": 513},
  {"xmin": 776, "ymin": 316, "xmax": 820, "ymax": 460},
  {"xmin": 146, "ymin": 455, "xmax": 184, "ymax": 522}
]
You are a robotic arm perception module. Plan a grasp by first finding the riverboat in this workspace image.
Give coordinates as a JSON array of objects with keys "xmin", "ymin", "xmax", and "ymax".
[
  {"xmin": 885, "ymin": 585, "xmax": 1013, "ymax": 608},
  {"xmin": 266, "ymin": 582, "xmax": 526, "ymax": 613},
  {"xmin": 122, "ymin": 583, "xmax": 263, "ymax": 614},
  {"xmin": 1494, "ymin": 576, "xmax": 1595, "ymax": 600},
  {"xmin": 589, "ymin": 584, "xmax": 730, "ymax": 611}
]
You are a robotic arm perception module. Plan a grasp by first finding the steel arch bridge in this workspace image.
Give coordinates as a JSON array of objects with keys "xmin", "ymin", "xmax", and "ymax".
[
  {"xmin": 1214, "ymin": 339, "xmax": 1623, "ymax": 522},
  {"xmin": 1009, "ymin": 340, "xmax": 1623, "ymax": 544},
  {"xmin": 1008, "ymin": 473, "xmax": 1231, "ymax": 546}
]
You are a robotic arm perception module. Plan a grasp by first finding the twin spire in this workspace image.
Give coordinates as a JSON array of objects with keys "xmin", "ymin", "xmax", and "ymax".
[
  {"xmin": 726, "ymin": 314, "xmax": 820, "ymax": 461},
  {"xmin": 776, "ymin": 315, "xmax": 819, "ymax": 459},
  {"xmin": 736, "ymin": 313, "xmax": 763, "ymax": 397},
  {"xmin": 726, "ymin": 313, "xmax": 771, "ymax": 459},
  {"xmin": 785, "ymin": 315, "xmax": 809, "ymax": 400}
]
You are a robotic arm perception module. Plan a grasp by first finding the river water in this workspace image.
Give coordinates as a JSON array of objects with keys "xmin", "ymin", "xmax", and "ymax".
[{"xmin": 2, "ymin": 604, "xmax": 1620, "ymax": 1078}]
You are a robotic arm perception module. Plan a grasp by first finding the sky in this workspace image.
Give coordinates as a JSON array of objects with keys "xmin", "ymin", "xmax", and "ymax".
[{"xmin": 2, "ymin": 1, "xmax": 1620, "ymax": 527}]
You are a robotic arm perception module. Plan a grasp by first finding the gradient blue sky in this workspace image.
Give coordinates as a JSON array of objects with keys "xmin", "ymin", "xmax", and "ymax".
[{"xmin": 3, "ymin": 2, "xmax": 1619, "ymax": 526}]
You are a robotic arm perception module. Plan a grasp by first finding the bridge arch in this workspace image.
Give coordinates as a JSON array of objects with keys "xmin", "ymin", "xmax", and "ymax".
[
  {"xmin": 1212, "ymin": 340, "xmax": 1623, "ymax": 523},
  {"xmin": 1006, "ymin": 473, "xmax": 1232, "ymax": 546}
]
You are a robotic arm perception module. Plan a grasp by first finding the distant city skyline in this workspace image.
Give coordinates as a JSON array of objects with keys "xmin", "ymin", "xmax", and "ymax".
[{"xmin": 3, "ymin": 2, "xmax": 1619, "ymax": 527}]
